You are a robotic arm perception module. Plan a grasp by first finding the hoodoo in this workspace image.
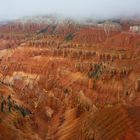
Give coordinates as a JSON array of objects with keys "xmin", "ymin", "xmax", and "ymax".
[{"xmin": 0, "ymin": 2, "xmax": 140, "ymax": 140}]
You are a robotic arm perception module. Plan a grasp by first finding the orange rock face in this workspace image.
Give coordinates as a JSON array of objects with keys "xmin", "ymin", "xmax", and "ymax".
[{"xmin": 0, "ymin": 19, "xmax": 139, "ymax": 140}]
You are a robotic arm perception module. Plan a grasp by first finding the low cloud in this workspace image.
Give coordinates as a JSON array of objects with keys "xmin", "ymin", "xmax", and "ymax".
[{"xmin": 0, "ymin": 0, "xmax": 140, "ymax": 20}]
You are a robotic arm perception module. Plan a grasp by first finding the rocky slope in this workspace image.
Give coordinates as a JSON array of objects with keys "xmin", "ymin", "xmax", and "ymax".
[{"xmin": 0, "ymin": 17, "xmax": 139, "ymax": 140}]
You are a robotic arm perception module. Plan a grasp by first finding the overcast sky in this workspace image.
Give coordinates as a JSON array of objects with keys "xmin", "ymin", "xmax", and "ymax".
[{"xmin": 0, "ymin": 0, "xmax": 140, "ymax": 20}]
